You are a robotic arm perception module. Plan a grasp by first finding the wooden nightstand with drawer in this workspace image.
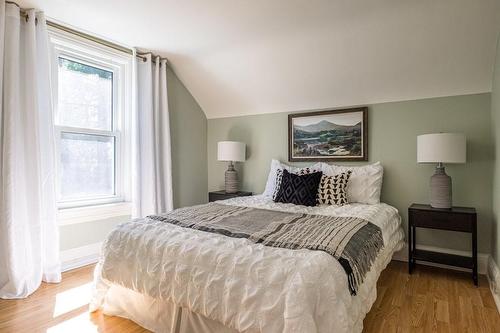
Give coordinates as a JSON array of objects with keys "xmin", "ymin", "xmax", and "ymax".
[{"xmin": 408, "ymin": 203, "xmax": 477, "ymax": 285}]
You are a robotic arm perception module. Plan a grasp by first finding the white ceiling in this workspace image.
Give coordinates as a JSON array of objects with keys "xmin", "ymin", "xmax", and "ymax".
[{"xmin": 18, "ymin": 0, "xmax": 500, "ymax": 119}]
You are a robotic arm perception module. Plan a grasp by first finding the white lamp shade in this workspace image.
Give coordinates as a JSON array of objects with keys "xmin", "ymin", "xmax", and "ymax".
[
  {"xmin": 217, "ymin": 141, "xmax": 246, "ymax": 162},
  {"xmin": 417, "ymin": 133, "xmax": 466, "ymax": 164}
]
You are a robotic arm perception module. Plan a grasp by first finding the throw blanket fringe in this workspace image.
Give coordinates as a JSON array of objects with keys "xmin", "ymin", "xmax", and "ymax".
[{"xmin": 339, "ymin": 223, "xmax": 384, "ymax": 294}]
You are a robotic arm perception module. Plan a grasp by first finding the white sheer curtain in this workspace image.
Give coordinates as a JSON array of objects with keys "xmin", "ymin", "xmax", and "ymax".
[
  {"xmin": 131, "ymin": 51, "xmax": 174, "ymax": 218},
  {"xmin": 0, "ymin": 1, "xmax": 60, "ymax": 298}
]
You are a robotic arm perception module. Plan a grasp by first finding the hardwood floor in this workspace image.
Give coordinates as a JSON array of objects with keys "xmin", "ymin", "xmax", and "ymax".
[
  {"xmin": 0, "ymin": 261, "xmax": 498, "ymax": 332},
  {"xmin": 364, "ymin": 261, "xmax": 499, "ymax": 333},
  {"xmin": 0, "ymin": 265, "xmax": 148, "ymax": 333}
]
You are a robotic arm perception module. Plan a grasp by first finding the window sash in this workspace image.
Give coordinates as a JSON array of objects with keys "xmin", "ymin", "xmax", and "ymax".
[
  {"xmin": 56, "ymin": 56, "xmax": 115, "ymax": 132},
  {"xmin": 55, "ymin": 126, "xmax": 122, "ymax": 208}
]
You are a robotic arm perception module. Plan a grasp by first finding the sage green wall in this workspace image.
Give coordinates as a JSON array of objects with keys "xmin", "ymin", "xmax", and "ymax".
[
  {"xmin": 491, "ymin": 35, "xmax": 500, "ymax": 265},
  {"xmin": 59, "ymin": 66, "xmax": 207, "ymax": 252},
  {"xmin": 168, "ymin": 66, "xmax": 208, "ymax": 208},
  {"xmin": 208, "ymin": 93, "xmax": 493, "ymax": 253}
]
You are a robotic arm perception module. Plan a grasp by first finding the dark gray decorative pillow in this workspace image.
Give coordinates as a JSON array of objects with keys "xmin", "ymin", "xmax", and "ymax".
[
  {"xmin": 272, "ymin": 167, "xmax": 320, "ymax": 200},
  {"xmin": 317, "ymin": 171, "xmax": 352, "ymax": 205},
  {"xmin": 274, "ymin": 169, "xmax": 323, "ymax": 206}
]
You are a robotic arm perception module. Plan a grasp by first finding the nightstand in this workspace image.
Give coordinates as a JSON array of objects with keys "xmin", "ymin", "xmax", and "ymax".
[
  {"xmin": 408, "ymin": 204, "xmax": 477, "ymax": 285},
  {"xmin": 209, "ymin": 190, "xmax": 252, "ymax": 202}
]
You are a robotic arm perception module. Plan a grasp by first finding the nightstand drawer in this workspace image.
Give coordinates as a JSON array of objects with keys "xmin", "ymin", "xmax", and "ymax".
[
  {"xmin": 209, "ymin": 191, "xmax": 252, "ymax": 202},
  {"xmin": 410, "ymin": 210, "xmax": 473, "ymax": 232}
]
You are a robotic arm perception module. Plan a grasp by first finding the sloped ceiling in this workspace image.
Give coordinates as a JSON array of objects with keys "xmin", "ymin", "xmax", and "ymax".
[{"xmin": 18, "ymin": 0, "xmax": 500, "ymax": 118}]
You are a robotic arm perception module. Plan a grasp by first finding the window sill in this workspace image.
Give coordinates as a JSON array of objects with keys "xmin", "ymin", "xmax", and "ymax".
[{"xmin": 58, "ymin": 202, "xmax": 132, "ymax": 226}]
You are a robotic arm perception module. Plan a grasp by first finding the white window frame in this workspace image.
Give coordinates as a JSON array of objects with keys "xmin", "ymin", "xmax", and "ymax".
[{"xmin": 49, "ymin": 28, "xmax": 132, "ymax": 212}]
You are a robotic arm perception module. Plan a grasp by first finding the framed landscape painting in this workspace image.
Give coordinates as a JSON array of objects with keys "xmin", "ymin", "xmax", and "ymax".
[{"xmin": 288, "ymin": 107, "xmax": 368, "ymax": 161}]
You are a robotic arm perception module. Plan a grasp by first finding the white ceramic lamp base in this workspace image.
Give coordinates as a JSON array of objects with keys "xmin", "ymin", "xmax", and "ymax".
[{"xmin": 430, "ymin": 163, "xmax": 452, "ymax": 209}]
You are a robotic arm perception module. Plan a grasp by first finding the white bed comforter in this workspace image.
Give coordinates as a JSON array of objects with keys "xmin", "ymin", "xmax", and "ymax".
[{"xmin": 90, "ymin": 196, "xmax": 405, "ymax": 333}]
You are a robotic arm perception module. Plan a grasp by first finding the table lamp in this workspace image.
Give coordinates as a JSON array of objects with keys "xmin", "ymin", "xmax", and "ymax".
[
  {"xmin": 217, "ymin": 141, "xmax": 246, "ymax": 193},
  {"xmin": 417, "ymin": 133, "xmax": 466, "ymax": 209}
]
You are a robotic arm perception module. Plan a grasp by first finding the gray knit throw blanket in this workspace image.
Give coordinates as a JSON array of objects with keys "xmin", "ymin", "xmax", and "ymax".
[{"xmin": 149, "ymin": 203, "xmax": 384, "ymax": 295}]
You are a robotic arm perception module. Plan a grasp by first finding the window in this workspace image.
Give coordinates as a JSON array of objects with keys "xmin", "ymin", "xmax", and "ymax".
[{"xmin": 49, "ymin": 30, "xmax": 132, "ymax": 209}]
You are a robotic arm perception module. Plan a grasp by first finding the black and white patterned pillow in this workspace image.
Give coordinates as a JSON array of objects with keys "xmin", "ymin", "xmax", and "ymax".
[
  {"xmin": 317, "ymin": 171, "xmax": 352, "ymax": 205},
  {"xmin": 272, "ymin": 169, "xmax": 284, "ymax": 199},
  {"xmin": 274, "ymin": 169, "xmax": 323, "ymax": 206},
  {"xmin": 272, "ymin": 167, "xmax": 320, "ymax": 200}
]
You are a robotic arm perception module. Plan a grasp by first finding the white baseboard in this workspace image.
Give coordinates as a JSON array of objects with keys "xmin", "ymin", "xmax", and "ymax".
[
  {"xmin": 392, "ymin": 243, "xmax": 488, "ymax": 275},
  {"xmin": 487, "ymin": 257, "xmax": 500, "ymax": 314},
  {"xmin": 60, "ymin": 242, "xmax": 102, "ymax": 272}
]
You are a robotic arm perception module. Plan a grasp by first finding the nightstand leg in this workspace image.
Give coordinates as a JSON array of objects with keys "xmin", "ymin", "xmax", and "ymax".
[
  {"xmin": 412, "ymin": 226, "xmax": 417, "ymax": 272},
  {"xmin": 472, "ymin": 222, "xmax": 478, "ymax": 286},
  {"xmin": 408, "ymin": 223, "xmax": 413, "ymax": 274}
]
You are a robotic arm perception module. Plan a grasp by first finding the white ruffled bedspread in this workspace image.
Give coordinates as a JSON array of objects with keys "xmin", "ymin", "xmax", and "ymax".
[{"xmin": 90, "ymin": 196, "xmax": 405, "ymax": 333}]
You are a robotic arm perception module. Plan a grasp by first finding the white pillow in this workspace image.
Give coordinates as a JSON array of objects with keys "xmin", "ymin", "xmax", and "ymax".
[
  {"xmin": 321, "ymin": 162, "xmax": 383, "ymax": 204},
  {"xmin": 262, "ymin": 159, "xmax": 323, "ymax": 197}
]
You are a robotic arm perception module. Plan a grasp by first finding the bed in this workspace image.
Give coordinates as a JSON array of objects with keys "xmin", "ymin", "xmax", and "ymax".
[{"xmin": 90, "ymin": 194, "xmax": 405, "ymax": 333}]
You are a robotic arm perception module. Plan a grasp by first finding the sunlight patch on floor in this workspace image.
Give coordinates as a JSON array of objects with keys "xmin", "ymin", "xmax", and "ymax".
[
  {"xmin": 47, "ymin": 312, "xmax": 98, "ymax": 333},
  {"xmin": 53, "ymin": 282, "xmax": 92, "ymax": 317}
]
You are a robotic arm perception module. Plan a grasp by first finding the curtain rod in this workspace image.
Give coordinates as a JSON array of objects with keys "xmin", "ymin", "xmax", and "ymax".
[
  {"xmin": 45, "ymin": 20, "xmax": 154, "ymax": 62},
  {"xmin": 10, "ymin": 2, "xmax": 167, "ymax": 63}
]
